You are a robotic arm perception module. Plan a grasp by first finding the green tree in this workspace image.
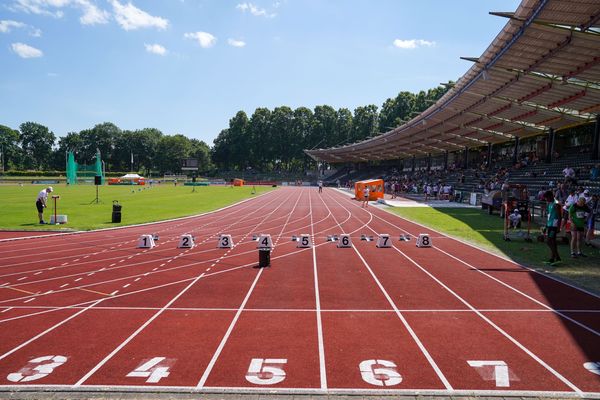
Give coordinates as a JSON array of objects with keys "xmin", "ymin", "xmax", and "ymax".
[
  {"xmin": 190, "ymin": 138, "xmax": 213, "ymax": 172},
  {"xmin": 211, "ymin": 129, "xmax": 232, "ymax": 170},
  {"xmin": 155, "ymin": 134, "xmax": 192, "ymax": 173},
  {"xmin": 79, "ymin": 122, "xmax": 121, "ymax": 169},
  {"xmin": 335, "ymin": 108, "xmax": 353, "ymax": 146},
  {"xmin": 0, "ymin": 124, "xmax": 22, "ymax": 170},
  {"xmin": 270, "ymin": 106, "xmax": 294, "ymax": 170},
  {"xmin": 351, "ymin": 105, "xmax": 379, "ymax": 141},
  {"xmin": 19, "ymin": 122, "xmax": 56, "ymax": 169},
  {"xmin": 248, "ymin": 108, "xmax": 272, "ymax": 170}
]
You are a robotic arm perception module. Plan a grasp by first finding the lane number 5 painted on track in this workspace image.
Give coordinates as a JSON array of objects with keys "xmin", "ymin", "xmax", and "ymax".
[
  {"xmin": 7, "ymin": 355, "xmax": 67, "ymax": 383},
  {"xmin": 245, "ymin": 358, "xmax": 287, "ymax": 385},
  {"xmin": 359, "ymin": 359, "xmax": 402, "ymax": 386}
]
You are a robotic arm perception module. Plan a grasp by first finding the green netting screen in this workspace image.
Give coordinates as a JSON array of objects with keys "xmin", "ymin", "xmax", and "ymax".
[{"xmin": 66, "ymin": 150, "xmax": 104, "ymax": 184}]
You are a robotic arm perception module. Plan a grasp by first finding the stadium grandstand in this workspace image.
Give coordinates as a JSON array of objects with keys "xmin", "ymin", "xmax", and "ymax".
[{"xmin": 305, "ymin": 0, "xmax": 600, "ymax": 194}]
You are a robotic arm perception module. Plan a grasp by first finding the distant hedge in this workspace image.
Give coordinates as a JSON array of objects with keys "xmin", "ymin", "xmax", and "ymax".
[{"xmin": 1, "ymin": 171, "xmax": 133, "ymax": 177}]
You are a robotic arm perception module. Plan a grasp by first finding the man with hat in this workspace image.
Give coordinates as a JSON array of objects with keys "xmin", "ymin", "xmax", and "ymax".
[{"xmin": 36, "ymin": 186, "xmax": 53, "ymax": 224}]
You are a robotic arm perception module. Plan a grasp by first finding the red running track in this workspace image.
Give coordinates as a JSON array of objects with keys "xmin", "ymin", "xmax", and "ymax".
[{"xmin": 0, "ymin": 187, "xmax": 598, "ymax": 396}]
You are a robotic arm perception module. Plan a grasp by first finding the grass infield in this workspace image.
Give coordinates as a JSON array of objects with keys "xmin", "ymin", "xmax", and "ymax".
[
  {"xmin": 387, "ymin": 207, "xmax": 600, "ymax": 295},
  {"xmin": 0, "ymin": 184, "xmax": 274, "ymax": 231}
]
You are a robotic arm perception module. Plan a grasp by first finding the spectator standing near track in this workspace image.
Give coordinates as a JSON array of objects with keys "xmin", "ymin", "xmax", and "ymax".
[
  {"xmin": 36, "ymin": 186, "xmax": 53, "ymax": 224},
  {"xmin": 318, "ymin": 180, "xmax": 323, "ymax": 193},
  {"xmin": 543, "ymin": 190, "xmax": 562, "ymax": 265},
  {"xmin": 586, "ymin": 193, "xmax": 599, "ymax": 246},
  {"xmin": 362, "ymin": 186, "xmax": 370, "ymax": 208},
  {"xmin": 509, "ymin": 209, "xmax": 522, "ymax": 229},
  {"xmin": 569, "ymin": 197, "xmax": 590, "ymax": 258}
]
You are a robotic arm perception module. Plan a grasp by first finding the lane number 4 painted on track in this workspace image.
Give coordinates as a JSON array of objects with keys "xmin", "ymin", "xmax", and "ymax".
[
  {"xmin": 7, "ymin": 355, "xmax": 67, "ymax": 383},
  {"xmin": 127, "ymin": 357, "xmax": 174, "ymax": 383},
  {"xmin": 359, "ymin": 359, "xmax": 402, "ymax": 386},
  {"xmin": 245, "ymin": 358, "xmax": 287, "ymax": 385}
]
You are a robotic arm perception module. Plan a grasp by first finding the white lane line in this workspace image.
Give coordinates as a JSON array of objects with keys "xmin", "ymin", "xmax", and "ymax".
[
  {"xmin": 134, "ymin": 278, "xmax": 141, "ymax": 282},
  {"xmin": 34, "ymin": 272, "xmax": 42, "ymax": 276},
  {"xmin": 0, "ymin": 299, "xmax": 104, "ymax": 362},
  {"xmin": 160, "ymin": 263, "xmax": 166, "ymax": 267},
  {"xmin": 60, "ymin": 284, "xmax": 69, "ymax": 288},
  {"xmin": 390, "ymin": 243, "xmax": 583, "ymax": 394},
  {"xmin": 123, "ymin": 284, "xmax": 130, "ymax": 288},
  {"xmin": 75, "ymin": 278, "xmax": 83, "ymax": 282},
  {"xmin": 1, "ymin": 307, "xmax": 13, "ymax": 313},
  {"xmin": 197, "ymin": 269, "xmax": 263, "ymax": 388},
  {"xmin": 110, "ymin": 291, "xmax": 119, "ymax": 296},
  {"xmin": 109, "ymin": 263, "xmax": 116, "ymax": 267},
  {"xmin": 320, "ymin": 191, "xmax": 452, "ymax": 391},
  {"xmin": 73, "ymin": 271, "xmax": 208, "ymax": 387},
  {"xmin": 17, "ymin": 277, "xmax": 27, "ymax": 281},
  {"xmin": 23, "ymin": 298, "xmax": 35, "ymax": 303},
  {"xmin": 309, "ymin": 190, "xmax": 328, "ymax": 390}
]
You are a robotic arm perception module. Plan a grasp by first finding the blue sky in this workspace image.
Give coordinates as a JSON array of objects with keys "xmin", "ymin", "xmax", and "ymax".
[{"xmin": 1, "ymin": 0, "xmax": 520, "ymax": 144}]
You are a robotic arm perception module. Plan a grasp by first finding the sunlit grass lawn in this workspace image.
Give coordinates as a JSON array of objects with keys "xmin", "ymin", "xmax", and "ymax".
[
  {"xmin": 386, "ymin": 206, "xmax": 600, "ymax": 294},
  {"xmin": 0, "ymin": 183, "xmax": 274, "ymax": 231}
]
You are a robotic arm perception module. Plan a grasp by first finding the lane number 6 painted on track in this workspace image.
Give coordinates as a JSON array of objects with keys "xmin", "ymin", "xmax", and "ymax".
[
  {"xmin": 7, "ymin": 355, "xmax": 67, "ymax": 383},
  {"xmin": 245, "ymin": 358, "xmax": 287, "ymax": 385},
  {"xmin": 359, "ymin": 359, "xmax": 402, "ymax": 386}
]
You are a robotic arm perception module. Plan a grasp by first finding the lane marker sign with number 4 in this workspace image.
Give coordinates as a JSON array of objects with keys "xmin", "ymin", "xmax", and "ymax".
[
  {"xmin": 127, "ymin": 357, "xmax": 173, "ymax": 383},
  {"xmin": 257, "ymin": 234, "xmax": 273, "ymax": 250},
  {"xmin": 376, "ymin": 234, "xmax": 391, "ymax": 248},
  {"xmin": 218, "ymin": 234, "xmax": 233, "ymax": 248},
  {"xmin": 337, "ymin": 234, "xmax": 352, "ymax": 248},
  {"xmin": 416, "ymin": 233, "xmax": 431, "ymax": 248},
  {"xmin": 297, "ymin": 234, "xmax": 312, "ymax": 248}
]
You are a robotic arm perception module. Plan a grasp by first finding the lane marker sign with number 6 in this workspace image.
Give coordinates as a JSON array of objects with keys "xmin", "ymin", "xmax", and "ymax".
[{"xmin": 337, "ymin": 234, "xmax": 352, "ymax": 248}]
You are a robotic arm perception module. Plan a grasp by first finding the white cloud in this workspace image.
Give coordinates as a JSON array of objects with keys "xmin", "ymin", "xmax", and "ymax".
[
  {"xmin": 0, "ymin": 20, "xmax": 26, "ymax": 33},
  {"xmin": 11, "ymin": 42, "xmax": 43, "ymax": 58},
  {"xmin": 10, "ymin": 0, "xmax": 109, "ymax": 25},
  {"xmin": 78, "ymin": 0, "xmax": 110, "ymax": 25},
  {"xmin": 184, "ymin": 31, "xmax": 216, "ymax": 48},
  {"xmin": 110, "ymin": 0, "xmax": 168, "ymax": 30},
  {"xmin": 30, "ymin": 27, "xmax": 43, "ymax": 36},
  {"xmin": 236, "ymin": 2, "xmax": 276, "ymax": 18},
  {"xmin": 144, "ymin": 43, "xmax": 167, "ymax": 55},
  {"xmin": 47, "ymin": 72, "xmax": 59, "ymax": 77},
  {"xmin": 393, "ymin": 39, "xmax": 435, "ymax": 49},
  {"xmin": 227, "ymin": 38, "xmax": 245, "ymax": 47}
]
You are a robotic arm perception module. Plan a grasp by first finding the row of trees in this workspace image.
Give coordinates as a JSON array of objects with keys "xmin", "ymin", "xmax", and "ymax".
[
  {"xmin": 0, "ymin": 122, "xmax": 212, "ymax": 174},
  {"xmin": 0, "ymin": 83, "xmax": 452, "ymax": 174},
  {"xmin": 211, "ymin": 83, "xmax": 452, "ymax": 171}
]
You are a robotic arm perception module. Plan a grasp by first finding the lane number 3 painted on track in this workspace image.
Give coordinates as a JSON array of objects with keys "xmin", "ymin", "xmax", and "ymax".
[
  {"xmin": 127, "ymin": 357, "xmax": 173, "ymax": 383},
  {"xmin": 359, "ymin": 359, "xmax": 402, "ymax": 386},
  {"xmin": 245, "ymin": 358, "xmax": 287, "ymax": 385},
  {"xmin": 7, "ymin": 355, "xmax": 67, "ymax": 383}
]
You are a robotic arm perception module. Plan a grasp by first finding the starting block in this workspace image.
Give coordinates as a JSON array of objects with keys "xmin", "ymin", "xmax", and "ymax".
[
  {"xmin": 138, "ymin": 234, "xmax": 155, "ymax": 248},
  {"xmin": 291, "ymin": 235, "xmax": 298, "ymax": 241},
  {"xmin": 416, "ymin": 233, "xmax": 431, "ymax": 248},
  {"xmin": 252, "ymin": 234, "xmax": 258, "ymax": 241},
  {"xmin": 399, "ymin": 234, "xmax": 411, "ymax": 241},
  {"xmin": 218, "ymin": 234, "xmax": 233, "ymax": 248},
  {"xmin": 257, "ymin": 234, "xmax": 273, "ymax": 250},
  {"xmin": 178, "ymin": 234, "xmax": 195, "ymax": 248},
  {"xmin": 297, "ymin": 234, "xmax": 312, "ymax": 248},
  {"xmin": 360, "ymin": 234, "xmax": 374, "ymax": 242},
  {"xmin": 152, "ymin": 233, "xmax": 159, "ymax": 241},
  {"xmin": 327, "ymin": 235, "xmax": 338, "ymax": 242},
  {"xmin": 376, "ymin": 234, "xmax": 391, "ymax": 248},
  {"xmin": 337, "ymin": 234, "xmax": 352, "ymax": 248}
]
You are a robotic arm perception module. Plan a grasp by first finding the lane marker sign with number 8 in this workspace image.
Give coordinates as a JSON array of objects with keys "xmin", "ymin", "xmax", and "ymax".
[{"xmin": 416, "ymin": 233, "xmax": 431, "ymax": 248}]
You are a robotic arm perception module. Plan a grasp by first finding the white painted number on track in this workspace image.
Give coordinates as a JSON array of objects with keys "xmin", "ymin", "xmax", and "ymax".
[
  {"xmin": 7, "ymin": 355, "xmax": 67, "ymax": 383},
  {"xmin": 584, "ymin": 361, "xmax": 600, "ymax": 376},
  {"xmin": 467, "ymin": 360, "xmax": 510, "ymax": 387},
  {"xmin": 245, "ymin": 358, "xmax": 287, "ymax": 385},
  {"xmin": 359, "ymin": 359, "xmax": 402, "ymax": 387},
  {"xmin": 126, "ymin": 357, "xmax": 173, "ymax": 383}
]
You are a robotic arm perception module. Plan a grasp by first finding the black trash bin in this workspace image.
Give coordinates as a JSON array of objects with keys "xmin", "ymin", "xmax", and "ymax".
[
  {"xmin": 112, "ymin": 200, "xmax": 122, "ymax": 223},
  {"xmin": 258, "ymin": 249, "xmax": 270, "ymax": 268}
]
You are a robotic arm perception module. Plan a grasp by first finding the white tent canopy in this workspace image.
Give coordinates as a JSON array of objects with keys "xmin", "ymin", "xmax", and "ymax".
[{"xmin": 120, "ymin": 174, "xmax": 144, "ymax": 179}]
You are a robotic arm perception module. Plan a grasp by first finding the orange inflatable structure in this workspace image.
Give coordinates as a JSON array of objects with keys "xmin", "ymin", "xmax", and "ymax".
[
  {"xmin": 355, "ymin": 179, "xmax": 384, "ymax": 201},
  {"xmin": 233, "ymin": 178, "xmax": 244, "ymax": 187}
]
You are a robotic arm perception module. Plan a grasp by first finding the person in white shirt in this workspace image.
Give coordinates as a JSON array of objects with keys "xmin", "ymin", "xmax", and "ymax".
[
  {"xmin": 362, "ymin": 186, "xmax": 370, "ymax": 208},
  {"xmin": 36, "ymin": 187, "xmax": 53, "ymax": 224},
  {"xmin": 509, "ymin": 209, "xmax": 522, "ymax": 229}
]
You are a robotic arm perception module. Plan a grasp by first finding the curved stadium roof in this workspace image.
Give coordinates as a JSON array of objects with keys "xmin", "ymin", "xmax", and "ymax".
[{"xmin": 305, "ymin": 0, "xmax": 600, "ymax": 163}]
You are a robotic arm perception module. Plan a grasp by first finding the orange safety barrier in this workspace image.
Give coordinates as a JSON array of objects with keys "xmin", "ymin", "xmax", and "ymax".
[
  {"xmin": 355, "ymin": 179, "xmax": 384, "ymax": 201},
  {"xmin": 233, "ymin": 178, "xmax": 245, "ymax": 187}
]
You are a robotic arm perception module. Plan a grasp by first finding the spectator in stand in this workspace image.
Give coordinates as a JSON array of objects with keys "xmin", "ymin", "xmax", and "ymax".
[
  {"xmin": 509, "ymin": 209, "xmax": 522, "ymax": 229},
  {"xmin": 554, "ymin": 183, "xmax": 568, "ymax": 205},
  {"xmin": 562, "ymin": 166, "xmax": 576, "ymax": 184},
  {"xmin": 569, "ymin": 197, "xmax": 591, "ymax": 258},
  {"xmin": 586, "ymin": 193, "xmax": 599, "ymax": 246},
  {"xmin": 590, "ymin": 164, "xmax": 599, "ymax": 181},
  {"xmin": 562, "ymin": 189, "xmax": 578, "ymax": 231}
]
